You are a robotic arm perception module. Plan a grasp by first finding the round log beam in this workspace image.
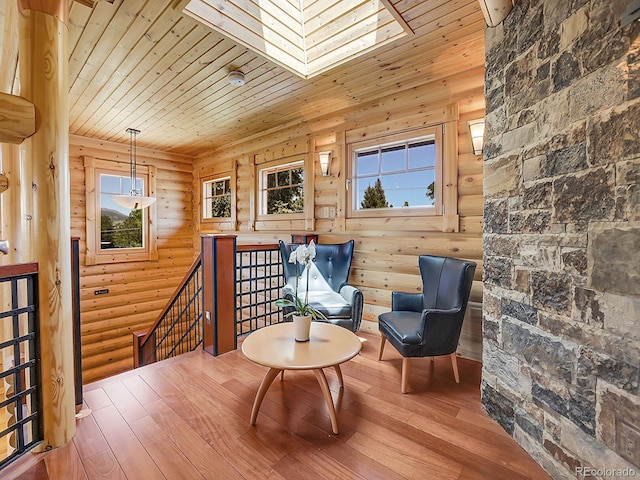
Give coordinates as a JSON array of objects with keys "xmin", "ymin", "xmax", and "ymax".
[
  {"xmin": 18, "ymin": 0, "xmax": 76, "ymax": 449},
  {"xmin": 477, "ymin": 0, "xmax": 516, "ymax": 28},
  {"xmin": 0, "ymin": 173, "xmax": 8, "ymax": 194},
  {"xmin": 0, "ymin": 92, "xmax": 37, "ymax": 144}
]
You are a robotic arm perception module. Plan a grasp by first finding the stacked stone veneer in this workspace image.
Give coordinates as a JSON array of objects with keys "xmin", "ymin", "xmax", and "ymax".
[{"xmin": 482, "ymin": 1, "xmax": 639, "ymax": 478}]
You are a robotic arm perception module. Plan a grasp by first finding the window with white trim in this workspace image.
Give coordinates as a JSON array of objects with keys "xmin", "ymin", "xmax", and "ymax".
[
  {"xmin": 348, "ymin": 126, "xmax": 442, "ymax": 217},
  {"xmin": 203, "ymin": 176, "xmax": 231, "ymax": 219},
  {"xmin": 259, "ymin": 160, "xmax": 304, "ymax": 215}
]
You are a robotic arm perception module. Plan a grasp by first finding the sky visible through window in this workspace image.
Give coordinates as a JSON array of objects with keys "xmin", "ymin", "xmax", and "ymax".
[
  {"xmin": 355, "ymin": 140, "xmax": 436, "ymax": 209},
  {"xmin": 101, "ymin": 174, "xmax": 144, "ymax": 215},
  {"xmin": 100, "ymin": 174, "xmax": 145, "ymax": 250}
]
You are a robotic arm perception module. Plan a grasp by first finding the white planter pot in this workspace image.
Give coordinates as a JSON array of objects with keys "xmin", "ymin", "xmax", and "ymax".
[{"xmin": 293, "ymin": 314, "xmax": 312, "ymax": 342}]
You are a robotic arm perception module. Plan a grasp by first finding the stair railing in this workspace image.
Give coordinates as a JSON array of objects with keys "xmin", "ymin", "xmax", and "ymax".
[
  {"xmin": 236, "ymin": 244, "xmax": 283, "ymax": 336},
  {"xmin": 133, "ymin": 254, "xmax": 203, "ymax": 368},
  {"xmin": 133, "ymin": 236, "xmax": 285, "ymax": 367},
  {"xmin": 0, "ymin": 263, "xmax": 42, "ymax": 470}
]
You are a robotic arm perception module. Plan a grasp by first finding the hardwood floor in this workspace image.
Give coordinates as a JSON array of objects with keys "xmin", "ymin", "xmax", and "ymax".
[{"xmin": 3, "ymin": 332, "xmax": 551, "ymax": 480}]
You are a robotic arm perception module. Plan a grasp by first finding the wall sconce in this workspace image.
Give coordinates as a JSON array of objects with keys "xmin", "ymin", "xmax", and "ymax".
[
  {"xmin": 468, "ymin": 119, "xmax": 485, "ymax": 156},
  {"xmin": 318, "ymin": 151, "xmax": 331, "ymax": 176}
]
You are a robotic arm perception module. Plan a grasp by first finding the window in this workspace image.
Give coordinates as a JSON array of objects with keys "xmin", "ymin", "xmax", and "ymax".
[
  {"xmin": 348, "ymin": 126, "xmax": 442, "ymax": 218},
  {"xmin": 260, "ymin": 160, "xmax": 304, "ymax": 215},
  {"xmin": 251, "ymin": 142, "xmax": 314, "ymax": 232},
  {"xmin": 199, "ymin": 168, "xmax": 236, "ymax": 230},
  {"xmin": 84, "ymin": 156, "xmax": 157, "ymax": 265},
  {"xmin": 203, "ymin": 176, "xmax": 231, "ymax": 218},
  {"xmin": 355, "ymin": 138, "xmax": 437, "ymax": 210},
  {"xmin": 99, "ymin": 173, "xmax": 145, "ymax": 250}
]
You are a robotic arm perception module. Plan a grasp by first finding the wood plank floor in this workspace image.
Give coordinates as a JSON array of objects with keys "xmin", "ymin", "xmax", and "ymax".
[{"xmin": 3, "ymin": 332, "xmax": 551, "ymax": 480}]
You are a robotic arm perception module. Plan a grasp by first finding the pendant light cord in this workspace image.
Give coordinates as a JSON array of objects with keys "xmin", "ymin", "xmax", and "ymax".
[
  {"xmin": 112, "ymin": 128, "xmax": 155, "ymax": 210},
  {"xmin": 127, "ymin": 128, "xmax": 140, "ymax": 195}
]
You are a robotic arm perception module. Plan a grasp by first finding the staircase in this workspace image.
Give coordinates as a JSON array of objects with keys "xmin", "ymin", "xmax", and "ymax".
[{"xmin": 134, "ymin": 236, "xmax": 284, "ymax": 367}]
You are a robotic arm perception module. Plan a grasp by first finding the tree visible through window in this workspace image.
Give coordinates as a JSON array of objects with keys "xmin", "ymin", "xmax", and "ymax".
[
  {"xmin": 354, "ymin": 138, "xmax": 436, "ymax": 210},
  {"xmin": 361, "ymin": 178, "xmax": 388, "ymax": 209},
  {"xmin": 261, "ymin": 161, "xmax": 304, "ymax": 214},
  {"xmin": 85, "ymin": 156, "xmax": 157, "ymax": 265},
  {"xmin": 100, "ymin": 174, "xmax": 145, "ymax": 250},
  {"xmin": 203, "ymin": 177, "xmax": 231, "ymax": 218}
]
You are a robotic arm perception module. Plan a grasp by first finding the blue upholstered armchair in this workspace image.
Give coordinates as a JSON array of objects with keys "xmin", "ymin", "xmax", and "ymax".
[
  {"xmin": 278, "ymin": 240, "xmax": 363, "ymax": 332},
  {"xmin": 378, "ymin": 255, "xmax": 476, "ymax": 393}
]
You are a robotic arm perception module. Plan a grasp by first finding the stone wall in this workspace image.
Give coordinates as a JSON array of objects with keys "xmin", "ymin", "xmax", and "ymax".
[{"xmin": 482, "ymin": 1, "xmax": 640, "ymax": 478}]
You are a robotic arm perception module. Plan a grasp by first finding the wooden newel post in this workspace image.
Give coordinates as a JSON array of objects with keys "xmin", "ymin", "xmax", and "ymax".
[
  {"xmin": 201, "ymin": 235, "xmax": 237, "ymax": 356},
  {"xmin": 132, "ymin": 329, "xmax": 156, "ymax": 368}
]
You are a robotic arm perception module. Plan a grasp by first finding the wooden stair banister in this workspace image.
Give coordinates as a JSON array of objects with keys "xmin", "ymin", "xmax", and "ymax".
[{"xmin": 236, "ymin": 243, "xmax": 279, "ymax": 252}]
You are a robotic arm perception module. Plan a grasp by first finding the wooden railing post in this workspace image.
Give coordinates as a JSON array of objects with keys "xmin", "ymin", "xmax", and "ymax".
[
  {"xmin": 201, "ymin": 235, "xmax": 237, "ymax": 356},
  {"xmin": 290, "ymin": 233, "xmax": 318, "ymax": 244},
  {"xmin": 132, "ymin": 329, "xmax": 156, "ymax": 368},
  {"xmin": 133, "ymin": 331, "xmax": 143, "ymax": 369}
]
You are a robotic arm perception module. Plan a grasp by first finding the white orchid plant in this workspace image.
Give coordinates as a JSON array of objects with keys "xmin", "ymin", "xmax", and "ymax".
[{"xmin": 275, "ymin": 240, "xmax": 326, "ymax": 320}]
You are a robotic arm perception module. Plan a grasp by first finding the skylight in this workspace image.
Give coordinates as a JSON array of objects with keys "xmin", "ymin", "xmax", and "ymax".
[{"xmin": 182, "ymin": 0, "xmax": 411, "ymax": 79}]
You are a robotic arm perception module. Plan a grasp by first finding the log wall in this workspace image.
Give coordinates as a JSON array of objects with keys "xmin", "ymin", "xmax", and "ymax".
[
  {"xmin": 69, "ymin": 135, "xmax": 196, "ymax": 383},
  {"xmin": 194, "ymin": 68, "xmax": 486, "ymax": 361}
]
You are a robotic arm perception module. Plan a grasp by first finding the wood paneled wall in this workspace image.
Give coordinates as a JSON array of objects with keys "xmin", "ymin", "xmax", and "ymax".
[
  {"xmin": 69, "ymin": 135, "xmax": 196, "ymax": 383},
  {"xmin": 194, "ymin": 67, "xmax": 485, "ymax": 361}
]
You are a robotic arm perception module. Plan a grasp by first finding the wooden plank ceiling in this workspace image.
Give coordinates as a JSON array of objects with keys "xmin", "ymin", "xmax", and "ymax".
[{"xmin": 22, "ymin": 0, "xmax": 486, "ymax": 157}]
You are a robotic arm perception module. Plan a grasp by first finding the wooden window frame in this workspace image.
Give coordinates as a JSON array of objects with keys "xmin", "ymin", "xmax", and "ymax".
[
  {"xmin": 199, "ymin": 168, "xmax": 237, "ymax": 231},
  {"xmin": 347, "ymin": 126, "xmax": 443, "ymax": 219},
  {"xmin": 344, "ymin": 114, "xmax": 460, "ymax": 233},
  {"xmin": 259, "ymin": 159, "xmax": 304, "ymax": 216},
  {"xmin": 84, "ymin": 156, "xmax": 158, "ymax": 265},
  {"xmin": 252, "ymin": 151, "xmax": 315, "ymax": 231}
]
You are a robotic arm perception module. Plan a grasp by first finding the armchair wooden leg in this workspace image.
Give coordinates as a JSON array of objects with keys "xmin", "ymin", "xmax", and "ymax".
[
  {"xmin": 451, "ymin": 353, "xmax": 460, "ymax": 383},
  {"xmin": 378, "ymin": 335, "xmax": 386, "ymax": 361},
  {"xmin": 401, "ymin": 357, "xmax": 410, "ymax": 393}
]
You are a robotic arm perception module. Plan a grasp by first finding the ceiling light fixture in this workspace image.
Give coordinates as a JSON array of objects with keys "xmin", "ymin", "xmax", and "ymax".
[
  {"xmin": 228, "ymin": 70, "xmax": 245, "ymax": 86},
  {"xmin": 112, "ymin": 128, "xmax": 156, "ymax": 210}
]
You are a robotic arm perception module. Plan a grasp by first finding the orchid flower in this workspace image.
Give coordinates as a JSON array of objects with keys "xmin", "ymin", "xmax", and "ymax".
[{"xmin": 275, "ymin": 240, "xmax": 325, "ymax": 320}]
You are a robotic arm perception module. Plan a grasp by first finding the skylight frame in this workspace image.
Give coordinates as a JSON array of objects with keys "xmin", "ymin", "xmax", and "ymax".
[{"xmin": 181, "ymin": 0, "xmax": 412, "ymax": 79}]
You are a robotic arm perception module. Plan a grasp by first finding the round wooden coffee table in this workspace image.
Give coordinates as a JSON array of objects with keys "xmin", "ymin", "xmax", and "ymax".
[{"xmin": 241, "ymin": 322, "xmax": 362, "ymax": 434}]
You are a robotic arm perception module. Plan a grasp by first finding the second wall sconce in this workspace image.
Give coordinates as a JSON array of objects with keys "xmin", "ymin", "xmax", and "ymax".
[
  {"xmin": 318, "ymin": 151, "xmax": 331, "ymax": 176},
  {"xmin": 468, "ymin": 119, "xmax": 485, "ymax": 156}
]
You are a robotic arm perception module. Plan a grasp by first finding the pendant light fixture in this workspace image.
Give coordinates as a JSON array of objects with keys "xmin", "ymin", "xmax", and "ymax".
[{"xmin": 112, "ymin": 128, "xmax": 156, "ymax": 210}]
